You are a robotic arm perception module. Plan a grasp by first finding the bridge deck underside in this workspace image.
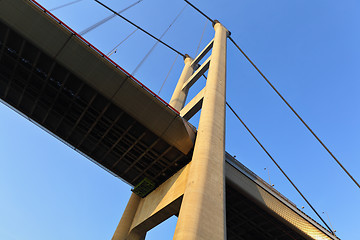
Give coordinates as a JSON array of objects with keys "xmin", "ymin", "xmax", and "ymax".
[
  {"xmin": 226, "ymin": 184, "xmax": 306, "ymax": 240},
  {"xmin": 0, "ymin": 21, "xmax": 191, "ymax": 188}
]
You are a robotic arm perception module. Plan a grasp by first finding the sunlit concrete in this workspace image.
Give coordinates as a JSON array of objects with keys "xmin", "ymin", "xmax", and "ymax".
[
  {"xmin": 112, "ymin": 165, "xmax": 190, "ymax": 239},
  {"xmin": 173, "ymin": 21, "xmax": 229, "ymax": 240},
  {"xmin": 169, "ymin": 55, "xmax": 194, "ymax": 111}
]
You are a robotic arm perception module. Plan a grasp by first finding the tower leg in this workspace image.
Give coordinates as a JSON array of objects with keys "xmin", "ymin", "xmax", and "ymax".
[
  {"xmin": 112, "ymin": 193, "xmax": 142, "ymax": 240},
  {"xmin": 173, "ymin": 21, "xmax": 229, "ymax": 240},
  {"xmin": 112, "ymin": 165, "xmax": 190, "ymax": 240}
]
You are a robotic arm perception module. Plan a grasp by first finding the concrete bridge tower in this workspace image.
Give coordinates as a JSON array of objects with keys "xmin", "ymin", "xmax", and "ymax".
[{"xmin": 112, "ymin": 20, "xmax": 230, "ymax": 240}]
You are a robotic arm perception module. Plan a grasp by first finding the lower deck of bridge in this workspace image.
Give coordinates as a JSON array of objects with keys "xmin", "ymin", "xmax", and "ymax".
[
  {"xmin": 226, "ymin": 183, "xmax": 306, "ymax": 240},
  {"xmin": 0, "ymin": 20, "xmax": 191, "ymax": 190}
]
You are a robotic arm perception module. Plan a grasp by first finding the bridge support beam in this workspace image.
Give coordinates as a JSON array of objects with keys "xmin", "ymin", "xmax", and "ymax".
[
  {"xmin": 173, "ymin": 21, "xmax": 229, "ymax": 240},
  {"xmin": 112, "ymin": 165, "xmax": 190, "ymax": 240}
]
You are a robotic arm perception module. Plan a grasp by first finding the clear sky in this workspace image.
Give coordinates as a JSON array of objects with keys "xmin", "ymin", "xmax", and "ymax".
[{"xmin": 1, "ymin": 0, "xmax": 360, "ymax": 239}]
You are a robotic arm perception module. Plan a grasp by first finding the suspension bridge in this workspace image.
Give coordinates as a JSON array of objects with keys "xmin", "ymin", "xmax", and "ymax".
[{"xmin": 0, "ymin": 0, "xmax": 358, "ymax": 239}]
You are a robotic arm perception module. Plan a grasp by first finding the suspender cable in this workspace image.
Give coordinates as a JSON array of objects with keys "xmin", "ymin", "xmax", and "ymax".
[
  {"xmin": 49, "ymin": 0, "xmax": 82, "ymax": 11},
  {"xmin": 195, "ymin": 20, "xmax": 208, "ymax": 56},
  {"xmin": 228, "ymin": 36, "xmax": 360, "ymax": 190},
  {"xmin": 183, "ymin": 0, "xmax": 216, "ymax": 81},
  {"xmin": 94, "ymin": 0, "xmax": 185, "ymax": 58},
  {"xmin": 226, "ymin": 102, "xmax": 335, "ymax": 236},
  {"xmin": 158, "ymin": 54, "xmax": 179, "ymax": 95},
  {"xmin": 184, "ymin": 0, "xmax": 360, "ymax": 191},
  {"xmin": 107, "ymin": 29, "xmax": 138, "ymax": 56},
  {"xmin": 80, "ymin": 0, "xmax": 143, "ymax": 35},
  {"xmin": 131, "ymin": 5, "xmax": 187, "ymax": 76}
]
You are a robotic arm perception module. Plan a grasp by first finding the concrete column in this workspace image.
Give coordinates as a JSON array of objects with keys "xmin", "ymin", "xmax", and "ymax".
[
  {"xmin": 173, "ymin": 21, "xmax": 229, "ymax": 240},
  {"xmin": 112, "ymin": 193, "xmax": 142, "ymax": 240},
  {"xmin": 169, "ymin": 54, "xmax": 194, "ymax": 111},
  {"xmin": 126, "ymin": 230, "xmax": 146, "ymax": 240}
]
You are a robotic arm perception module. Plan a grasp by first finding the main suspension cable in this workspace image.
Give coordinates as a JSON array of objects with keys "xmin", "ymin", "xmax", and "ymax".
[
  {"xmin": 49, "ymin": 0, "xmax": 82, "ymax": 11},
  {"xmin": 184, "ymin": 0, "xmax": 214, "ymax": 24},
  {"xmin": 226, "ymin": 102, "xmax": 335, "ymax": 235},
  {"xmin": 131, "ymin": 5, "xmax": 187, "ymax": 76},
  {"xmin": 184, "ymin": 0, "xmax": 360, "ymax": 190},
  {"xmin": 80, "ymin": 0, "xmax": 143, "ymax": 36},
  {"xmin": 94, "ymin": 0, "xmax": 185, "ymax": 57},
  {"xmin": 228, "ymin": 36, "xmax": 360, "ymax": 190}
]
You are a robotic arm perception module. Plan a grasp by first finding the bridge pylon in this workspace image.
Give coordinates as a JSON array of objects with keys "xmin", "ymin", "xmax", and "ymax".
[{"xmin": 112, "ymin": 21, "xmax": 229, "ymax": 240}]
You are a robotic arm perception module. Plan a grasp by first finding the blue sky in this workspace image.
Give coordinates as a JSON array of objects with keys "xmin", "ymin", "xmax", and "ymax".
[{"xmin": 1, "ymin": 0, "xmax": 360, "ymax": 239}]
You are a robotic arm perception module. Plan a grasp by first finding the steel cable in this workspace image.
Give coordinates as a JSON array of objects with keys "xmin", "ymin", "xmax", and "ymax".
[
  {"xmin": 158, "ymin": 54, "xmax": 179, "ymax": 95},
  {"xmin": 80, "ymin": 0, "xmax": 143, "ymax": 36},
  {"xmin": 131, "ymin": 5, "xmax": 187, "ymax": 76},
  {"xmin": 95, "ymin": 0, "xmax": 185, "ymax": 57},
  {"xmin": 228, "ymin": 36, "xmax": 360, "ymax": 190},
  {"xmin": 107, "ymin": 29, "xmax": 138, "ymax": 56},
  {"xmin": 226, "ymin": 102, "xmax": 335, "ymax": 235},
  {"xmin": 49, "ymin": 0, "xmax": 82, "ymax": 11},
  {"xmin": 195, "ymin": 20, "xmax": 208, "ymax": 56},
  {"xmin": 184, "ymin": 0, "xmax": 214, "ymax": 24},
  {"xmin": 184, "ymin": 0, "xmax": 339, "ymax": 233},
  {"xmin": 184, "ymin": 0, "xmax": 360, "ymax": 192}
]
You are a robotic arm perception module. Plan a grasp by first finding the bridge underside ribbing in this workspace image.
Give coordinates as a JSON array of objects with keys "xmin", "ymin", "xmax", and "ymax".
[
  {"xmin": 226, "ymin": 184, "xmax": 306, "ymax": 240},
  {"xmin": 0, "ymin": 20, "xmax": 191, "ymax": 188}
]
